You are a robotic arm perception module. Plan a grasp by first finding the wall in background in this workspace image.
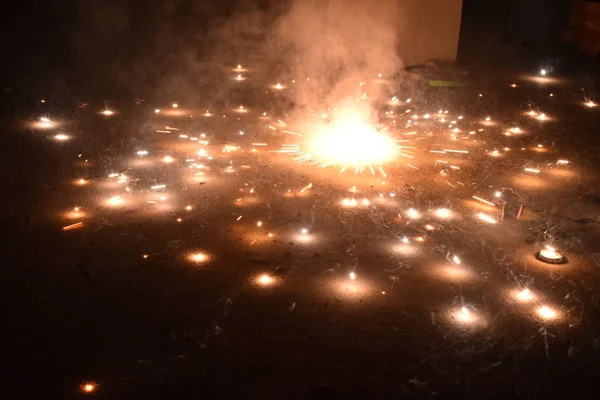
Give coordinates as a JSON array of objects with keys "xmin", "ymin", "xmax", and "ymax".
[{"xmin": 397, "ymin": 0, "xmax": 464, "ymax": 66}]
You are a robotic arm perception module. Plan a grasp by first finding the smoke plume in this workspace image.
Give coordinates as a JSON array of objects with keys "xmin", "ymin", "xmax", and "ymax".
[{"xmin": 276, "ymin": 0, "xmax": 402, "ymax": 113}]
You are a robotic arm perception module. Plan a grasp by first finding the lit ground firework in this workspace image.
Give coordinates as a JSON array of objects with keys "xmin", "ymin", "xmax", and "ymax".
[{"xmin": 278, "ymin": 108, "xmax": 398, "ymax": 176}]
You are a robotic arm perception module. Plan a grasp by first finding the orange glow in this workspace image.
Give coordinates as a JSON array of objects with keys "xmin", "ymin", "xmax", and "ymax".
[
  {"xmin": 256, "ymin": 274, "xmax": 275, "ymax": 286},
  {"xmin": 434, "ymin": 208, "xmax": 452, "ymax": 219},
  {"xmin": 189, "ymin": 252, "xmax": 209, "ymax": 263},
  {"xmin": 406, "ymin": 208, "xmax": 420, "ymax": 219},
  {"xmin": 514, "ymin": 288, "xmax": 535, "ymax": 302},
  {"xmin": 537, "ymin": 305, "xmax": 558, "ymax": 320},
  {"xmin": 81, "ymin": 382, "xmax": 97, "ymax": 394},
  {"xmin": 107, "ymin": 195, "xmax": 124, "ymax": 206},
  {"xmin": 452, "ymin": 306, "xmax": 478, "ymax": 325},
  {"xmin": 306, "ymin": 109, "xmax": 395, "ymax": 169}
]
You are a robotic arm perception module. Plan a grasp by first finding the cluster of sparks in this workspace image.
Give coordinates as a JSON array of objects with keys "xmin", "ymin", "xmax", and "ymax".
[
  {"xmin": 278, "ymin": 109, "xmax": 397, "ymax": 176},
  {"xmin": 31, "ymin": 65, "xmax": 598, "ymax": 392}
]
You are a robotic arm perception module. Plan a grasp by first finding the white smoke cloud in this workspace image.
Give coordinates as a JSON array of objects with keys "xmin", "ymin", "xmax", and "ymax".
[{"xmin": 276, "ymin": 0, "xmax": 402, "ymax": 111}]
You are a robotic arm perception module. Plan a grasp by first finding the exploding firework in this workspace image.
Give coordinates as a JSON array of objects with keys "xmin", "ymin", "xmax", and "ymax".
[{"xmin": 279, "ymin": 107, "xmax": 400, "ymax": 176}]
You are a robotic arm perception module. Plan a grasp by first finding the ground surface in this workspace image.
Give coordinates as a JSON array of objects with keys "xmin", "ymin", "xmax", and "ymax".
[{"xmin": 4, "ymin": 61, "xmax": 600, "ymax": 399}]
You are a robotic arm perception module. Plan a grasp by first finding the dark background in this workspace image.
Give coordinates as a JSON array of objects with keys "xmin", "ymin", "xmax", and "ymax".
[
  {"xmin": 0, "ymin": 0, "xmax": 287, "ymax": 102},
  {"xmin": 2, "ymin": 0, "xmax": 593, "ymax": 102}
]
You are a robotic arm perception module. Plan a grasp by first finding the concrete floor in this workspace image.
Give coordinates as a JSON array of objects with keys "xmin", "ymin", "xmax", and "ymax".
[{"xmin": 4, "ymin": 62, "xmax": 600, "ymax": 399}]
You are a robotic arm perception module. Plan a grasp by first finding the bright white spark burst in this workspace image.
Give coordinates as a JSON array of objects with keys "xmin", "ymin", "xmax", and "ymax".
[{"xmin": 281, "ymin": 109, "xmax": 397, "ymax": 176}]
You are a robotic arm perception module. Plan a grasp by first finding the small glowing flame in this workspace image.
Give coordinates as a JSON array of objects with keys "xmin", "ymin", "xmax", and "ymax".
[
  {"xmin": 38, "ymin": 117, "xmax": 55, "ymax": 128},
  {"xmin": 54, "ymin": 134, "xmax": 70, "ymax": 141},
  {"xmin": 189, "ymin": 252, "xmax": 208, "ymax": 263},
  {"xmin": 107, "ymin": 196, "xmax": 123, "ymax": 206},
  {"xmin": 81, "ymin": 382, "xmax": 97, "ymax": 393},
  {"xmin": 434, "ymin": 208, "xmax": 452, "ymax": 219},
  {"xmin": 455, "ymin": 306, "xmax": 474, "ymax": 323},
  {"xmin": 101, "ymin": 109, "xmax": 114, "ymax": 116},
  {"xmin": 515, "ymin": 288, "xmax": 534, "ymax": 302},
  {"xmin": 539, "ymin": 245, "xmax": 563, "ymax": 262},
  {"xmin": 349, "ymin": 272, "xmax": 356, "ymax": 280},
  {"xmin": 342, "ymin": 198, "xmax": 357, "ymax": 207},
  {"xmin": 537, "ymin": 305, "xmax": 557, "ymax": 320},
  {"xmin": 406, "ymin": 208, "xmax": 420, "ymax": 219},
  {"xmin": 257, "ymin": 274, "xmax": 274, "ymax": 286}
]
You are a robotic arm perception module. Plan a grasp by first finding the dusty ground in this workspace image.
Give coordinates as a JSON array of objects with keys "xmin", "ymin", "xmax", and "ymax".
[{"xmin": 3, "ymin": 62, "xmax": 600, "ymax": 399}]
